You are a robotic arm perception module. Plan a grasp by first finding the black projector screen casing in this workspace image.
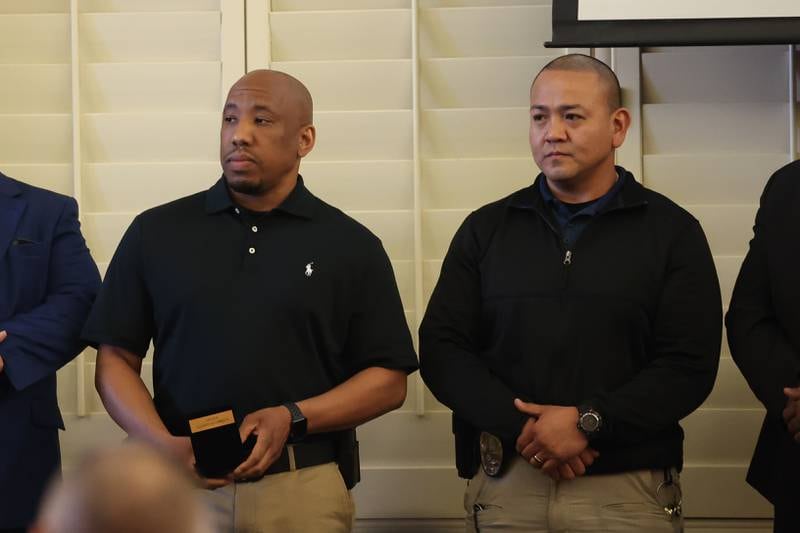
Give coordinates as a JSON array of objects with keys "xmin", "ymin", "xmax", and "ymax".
[{"xmin": 546, "ymin": 0, "xmax": 800, "ymax": 47}]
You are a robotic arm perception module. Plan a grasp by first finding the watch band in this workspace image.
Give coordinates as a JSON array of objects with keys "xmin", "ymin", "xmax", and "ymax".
[{"xmin": 282, "ymin": 402, "xmax": 307, "ymax": 442}]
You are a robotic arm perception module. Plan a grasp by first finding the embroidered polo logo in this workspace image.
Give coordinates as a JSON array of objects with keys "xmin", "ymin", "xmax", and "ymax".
[{"xmin": 305, "ymin": 262, "xmax": 314, "ymax": 277}]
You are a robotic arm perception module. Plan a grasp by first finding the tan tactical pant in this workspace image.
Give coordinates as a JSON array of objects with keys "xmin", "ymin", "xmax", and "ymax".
[{"xmin": 465, "ymin": 455, "xmax": 683, "ymax": 533}]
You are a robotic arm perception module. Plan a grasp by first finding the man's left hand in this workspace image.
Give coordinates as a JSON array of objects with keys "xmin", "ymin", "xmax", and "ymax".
[
  {"xmin": 783, "ymin": 387, "xmax": 800, "ymax": 443},
  {"xmin": 233, "ymin": 406, "xmax": 292, "ymax": 481},
  {"xmin": 514, "ymin": 399, "xmax": 588, "ymax": 462},
  {"xmin": 0, "ymin": 330, "xmax": 6, "ymax": 373}
]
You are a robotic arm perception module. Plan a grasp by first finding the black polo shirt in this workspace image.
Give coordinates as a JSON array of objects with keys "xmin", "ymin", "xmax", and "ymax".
[{"xmin": 82, "ymin": 176, "xmax": 418, "ymax": 436}]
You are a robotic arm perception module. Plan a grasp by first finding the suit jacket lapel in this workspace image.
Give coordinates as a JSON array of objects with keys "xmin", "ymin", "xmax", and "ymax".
[{"xmin": 0, "ymin": 175, "xmax": 26, "ymax": 258}]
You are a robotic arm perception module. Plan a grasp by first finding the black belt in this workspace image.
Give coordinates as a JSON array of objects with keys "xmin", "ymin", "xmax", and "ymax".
[{"xmin": 264, "ymin": 440, "xmax": 337, "ymax": 476}]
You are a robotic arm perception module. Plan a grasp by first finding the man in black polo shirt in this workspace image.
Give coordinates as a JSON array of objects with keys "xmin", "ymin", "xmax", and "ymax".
[
  {"xmin": 420, "ymin": 54, "xmax": 721, "ymax": 532},
  {"xmin": 83, "ymin": 70, "xmax": 417, "ymax": 532}
]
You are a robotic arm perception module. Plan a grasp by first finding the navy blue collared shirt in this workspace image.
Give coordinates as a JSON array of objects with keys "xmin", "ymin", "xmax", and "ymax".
[{"xmin": 539, "ymin": 170, "xmax": 625, "ymax": 248}]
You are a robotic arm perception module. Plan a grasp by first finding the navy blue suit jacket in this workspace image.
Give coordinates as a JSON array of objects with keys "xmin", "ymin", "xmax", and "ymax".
[{"xmin": 0, "ymin": 172, "xmax": 100, "ymax": 528}]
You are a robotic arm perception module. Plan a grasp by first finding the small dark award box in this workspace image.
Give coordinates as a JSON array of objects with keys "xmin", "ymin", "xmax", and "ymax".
[{"xmin": 189, "ymin": 409, "xmax": 248, "ymax": 478}]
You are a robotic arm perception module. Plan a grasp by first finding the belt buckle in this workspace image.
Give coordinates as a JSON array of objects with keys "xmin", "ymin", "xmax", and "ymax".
[{"xmin": 479, "ymin": 432, "xmax": 503, "ymax": 477}]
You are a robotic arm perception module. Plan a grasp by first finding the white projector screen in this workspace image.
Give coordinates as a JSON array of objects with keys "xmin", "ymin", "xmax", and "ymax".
[{"xmin": 547, "ymin": 0, "xmax": 800, "ymax": 47}]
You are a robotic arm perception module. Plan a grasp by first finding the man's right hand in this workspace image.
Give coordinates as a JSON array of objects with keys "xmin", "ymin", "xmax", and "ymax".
[
  {"xmin": 783, "ymin": 387, "xmax": 800, "ymax": 443},
  {"xmin": 164, "ymin": 435, "xmax": 230, "ymax": 489},
  {"xmin": 516, "ymin": 416, "xmax": 599, "ymax": 481}
]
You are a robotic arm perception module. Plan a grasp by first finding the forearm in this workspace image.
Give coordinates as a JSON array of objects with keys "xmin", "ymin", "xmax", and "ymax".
[
  {"xmin": 95, "ymin": 346, "xmax": 175, "ymax": 450},
  {"xmin": 297, "ymin": 367, "xmax": 407, "ymax": 434}
]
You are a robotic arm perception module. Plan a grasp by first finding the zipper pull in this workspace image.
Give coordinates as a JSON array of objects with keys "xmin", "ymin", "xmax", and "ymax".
[{"xmin": 563, "ymin": 250, "xmax": 572, "ymax": 266}]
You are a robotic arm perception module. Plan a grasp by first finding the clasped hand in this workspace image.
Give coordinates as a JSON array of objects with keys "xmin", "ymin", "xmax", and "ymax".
[
  {"xmin": 514, "ymin": 398, "xmax": 599, "ymax": 481},
  {"xmin": 782, "ymin": 387, "xmax": 800, "ymax": 443}
]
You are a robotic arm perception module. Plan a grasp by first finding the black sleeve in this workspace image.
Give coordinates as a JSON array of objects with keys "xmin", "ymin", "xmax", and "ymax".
[
  {"xmin": 726, "ymin": 172, "xmax": 800, "ymax": 419},
  {"xmin": 343, "ymin": 235, "xmax": 418, "ymax": 375},
  {"xmin": 81, "ymin": 216, "xmax": 154, "ymax": 358},
  {"xmin": 588, "ymin": 219, "xmax": 722, "ymax": 442},
  {"xmin": 420, "ymin": 213, "xmax": 527, "ymax": 443}
]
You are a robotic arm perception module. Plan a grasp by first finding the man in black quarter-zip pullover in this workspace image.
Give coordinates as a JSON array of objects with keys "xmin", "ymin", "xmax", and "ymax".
[{"xmin": 420, "ymin": 54, "xmax": 722, "ymax": 533}]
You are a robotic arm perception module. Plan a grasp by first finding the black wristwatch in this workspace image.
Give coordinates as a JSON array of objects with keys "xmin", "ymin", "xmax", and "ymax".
[
  {"xmin": 282, "ymin": 402, "xmax": 307, "ymax": 442},
  {"xmin": 577, "ymin": 405, "xmax": 603, "ymax": 440}
]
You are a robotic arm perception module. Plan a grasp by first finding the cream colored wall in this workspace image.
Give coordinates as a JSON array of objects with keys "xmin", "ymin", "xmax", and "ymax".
[{"xmin": 1, "ymin": 1, "xmax": 796, "ymax": 528}]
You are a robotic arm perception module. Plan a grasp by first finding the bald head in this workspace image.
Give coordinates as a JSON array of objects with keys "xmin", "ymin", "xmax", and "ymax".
[
  {"xmin": 532, "ymin": 54, "xmax": 622, "ymax": 111},
  {"xmin": 228, "ymin": 69, "xmax": 313, "ymax": 127},
  {"xmin": 35, "ymin": 444, "xmax": 213, "ymax": 533}
]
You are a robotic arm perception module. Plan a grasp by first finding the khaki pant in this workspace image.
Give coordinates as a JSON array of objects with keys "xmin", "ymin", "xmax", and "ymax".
[
  {"xmin": 465, "ymin": 456, "xmax": 683, "ymax": 533},
  {"xmin": 202, "ymin": 462, "xmax": 355, "ymax": 533}
]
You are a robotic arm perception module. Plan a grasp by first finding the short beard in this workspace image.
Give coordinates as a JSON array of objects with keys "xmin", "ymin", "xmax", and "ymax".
[{"xmin": 225, "ymin": 175, "xmax": 266, "ymax": 196}]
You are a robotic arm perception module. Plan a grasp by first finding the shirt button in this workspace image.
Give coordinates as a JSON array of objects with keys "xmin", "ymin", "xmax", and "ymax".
[
  {"xmin": 251, "ymin": 226, "xmax": 258, "ymax": 233},
  {"xmin": 234, "ymin": 208, "xmax": 240, "ymax": 214},
  {"xmin": 248, "ymin": 247, "xmax": 256, "ymax": 255}
]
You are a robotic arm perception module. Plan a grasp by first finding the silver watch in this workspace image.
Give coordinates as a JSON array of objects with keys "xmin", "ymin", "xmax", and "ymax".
[{"xmin": 577, "ymin": 406, "xmax": 603, "ymax": 438}]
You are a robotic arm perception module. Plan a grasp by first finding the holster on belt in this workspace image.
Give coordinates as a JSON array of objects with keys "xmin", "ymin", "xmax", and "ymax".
[
  {"xmin": 335, "ymin": 428, "xmax": 361, "ymax": 489},
  {"xmin": 453, "ymin": 414, "xmax": 480, "ymax": 479}
]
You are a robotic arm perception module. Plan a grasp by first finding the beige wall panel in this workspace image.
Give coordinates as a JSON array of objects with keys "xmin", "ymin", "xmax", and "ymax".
[
  {"xmin": 79, "ymin": 12, "xmax": 221, "ymax": 62},
  {"xmin": 358, "ymin": 411, "xmax": 454, "ymax": 467},
  {"xmin": 682, "ymin": 408, "xmax": 763, "ymax": 464},
  {"xmin": 346, "ymin": 210, "xmax": 414, "ymax": 260},
  {"xmin": 421, "ymin": 0, "xmax": 547, "ymax": 5},
  {"xmin": 421, "ymin": 108, "xmax": 529, "ymax": 158},
  {"xmin": 703, "ymin": 358, "xmax": 761, "ymax": 410},
  {"xmin": 424, "ymin": 388, "xmax": 449, "ymax": 412},
  {"xmin": 0, "ymin": 14, "xmax": 69, "ymax": 63},
  {"xmin": 82, "ymin": 162, "xmax": 220, "ymax": 212},
  {"xmin": 0, "ymin": 164, "xmax": 72, "ymax": 196},
  {"xmin": 308, "ymin": 111, "xmax": 413, "ymax": 161},
  {"xmin": 681, "ymin": 466, "xmax": 772, "ymax": 518},
  {"xmin": 0, "ymin": 115, "xmax": 72, "ymax": 164},
  {"xmin": 419, "ymin": 5, "xmax": 550, "ymax": 58},
  {"xmin": 81, "ymin": 213, "xmax": 134, "ymax": 263},
  {"xmin": 421, "ymin": 56, "xmax": 551, "ymax": 109},
  {"xmin": 0, "ymin": 1, "xmax": 67, "ymax": 13},
  {"xmin": 79, "ymin": 0, "xmax": 220, "ymax": 12},
  {"xmin": 270, "ymin": 10, "xmax": 411, "ymax": 61},
  {"xmin": 391, "ymin": 259, "xmax": 415, "ymax": 312},
  {"xmin": 404, "ymin": 311, "xmax": 415, "ymax": 342},
  {"xmin": 715, "ymin": 255, "xmax": 745, "ymax": 307},
  {"xmin": 59, "ymin": 361, "xmax": 152, "ymax": 415},
  {"xmin": 353, "ymin": 467, "xmax": 463, "ymax": 518},
  {"xmin": 642, "ymin": 154, "xmax": 782, "ymax": 205},
  {"xmin": 302, "ymin": 161, "xmax": 414, "ymax": 211},
  {"xmin": 56, "ymin": 360, "xmax": 78, "ymax": 413},
  {"xmin": 272, "ymin": 0, "xmax": 409, "ymax": 10},
  {"xmin": 422, "ymin": 158, "xmax": 536, "ymax": 209},
  {"xmin": 683, "ymin": 205, "xmax": 758, "ymax": 256},
  {"xmin": 82, "ymin": 113, "xmax": 218, "ymax": 163},
  {"xmin": 642, "ymin": 47, "xmax": 789, "ymax": 104},
  {"xmin": 81, "ymin": 62, "xmax": 221, "ymax": 113},
  {"xmin": 642, "ymin": 104, "xmax": 789, "ymax": 155},
  {"xmin": 423, "ymin": 209, "xmax": 468, "ymax": 259},
  {"xmin": 423, "ymin": 259, "xmax": 444, "ymax": 305},
  {"xmin": 0, "ymin": 65, "xmax": 71, "ymax": 113},
  {"xmin": 271, "ymin": 60, "xmax": 413, "ymax": 111}
]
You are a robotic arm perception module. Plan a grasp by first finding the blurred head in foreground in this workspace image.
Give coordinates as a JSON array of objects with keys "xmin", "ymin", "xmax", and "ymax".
[{"xmin": 33, "ymin": 442, "xmax": 215, "ymax": 533}]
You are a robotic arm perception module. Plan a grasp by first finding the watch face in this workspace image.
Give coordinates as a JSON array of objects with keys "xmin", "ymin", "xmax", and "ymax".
[{"xmin": 580, "ymin": 412, "xmax": 600, "ymax": 432}]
